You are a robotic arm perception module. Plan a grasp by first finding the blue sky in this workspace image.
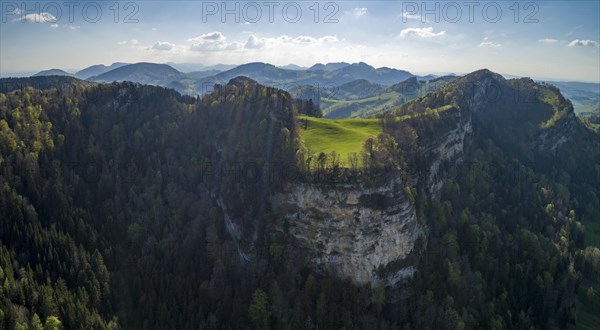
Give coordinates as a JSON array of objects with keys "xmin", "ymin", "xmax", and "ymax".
[{"xmin": 1, "ymin": 1, "xmax": 599, "ymax": 81}]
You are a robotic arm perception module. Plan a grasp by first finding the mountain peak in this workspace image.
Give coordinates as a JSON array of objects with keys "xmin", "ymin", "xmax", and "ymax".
[
  {"xmin": 463, "ymin": 68, "xmax": 505, "ymax": 83},
  {"xmin": 307, "ymin": 62, "xmax": 351, "ymax": 72},
  {"xmin": 33, "ymin": 69, "xmax": 73, "ymax": 77},
  {"xmin": 351, "ymin": 62, "xmax": 375, "ymax": 69},
  {"xmin": 238, "ymin": 62, "xmax": 274, "ymax": 69},
  {"xmin": 228, "ymin": 76, "xmax": 259, "ymax": 86}
]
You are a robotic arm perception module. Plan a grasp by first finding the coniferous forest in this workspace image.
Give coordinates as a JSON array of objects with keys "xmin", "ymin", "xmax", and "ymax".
[{"xmin": 0, "ymin": 72, "xmax": 599, "ymax": 330}]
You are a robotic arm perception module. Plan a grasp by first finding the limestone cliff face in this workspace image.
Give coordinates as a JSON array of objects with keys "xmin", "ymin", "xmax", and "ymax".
[
  {"xmin": 274, "ymin": 177, "xmax": 424, "ymax": 287},
  {"xmin": 425, "ymin": 111, "xmax": 472, "ymax": 197}
]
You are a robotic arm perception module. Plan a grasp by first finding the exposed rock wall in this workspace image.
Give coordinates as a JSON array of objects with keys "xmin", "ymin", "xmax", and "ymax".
[
  {"xmin": 426, "ymin": 112, "xmax": 472, "ymax": 197},
  {"xmin": 274, "ymin": 177, "xmax": 424, "ymax": 287}
]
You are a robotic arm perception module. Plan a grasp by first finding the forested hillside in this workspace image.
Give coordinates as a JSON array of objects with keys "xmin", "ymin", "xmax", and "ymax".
[{"xmin": 0, "ymin": 72, "xmax": 599, "ymax": 329}]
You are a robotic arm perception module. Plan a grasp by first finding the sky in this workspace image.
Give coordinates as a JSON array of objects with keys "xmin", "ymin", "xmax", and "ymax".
[{"xmin": 1, "ymin": 1, "xmax": 599, "ymax": 82}]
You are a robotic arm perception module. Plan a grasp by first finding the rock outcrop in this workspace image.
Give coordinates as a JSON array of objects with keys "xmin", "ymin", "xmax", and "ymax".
[{"xmin": 274, "ymin": 177, "xmax": 424, "ymax": 287}]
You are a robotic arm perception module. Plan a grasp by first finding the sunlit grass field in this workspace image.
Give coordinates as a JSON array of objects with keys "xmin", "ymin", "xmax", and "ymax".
[{"xmin": 298, "ymin": 115, "xmax": 382, "ymax": 164}]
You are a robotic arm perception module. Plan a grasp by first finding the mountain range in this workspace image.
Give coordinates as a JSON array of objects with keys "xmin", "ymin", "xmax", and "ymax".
[
  {"xmin": 27, "ymin": 61, "xmax": 600, "ymax": 117},
  {"xmin": 30, "ymin": 61, "xmax": 417, "ymax": 95},
  {"xmin": 74, "ymin": 62, "xmax": 129, "ymax": 79}
]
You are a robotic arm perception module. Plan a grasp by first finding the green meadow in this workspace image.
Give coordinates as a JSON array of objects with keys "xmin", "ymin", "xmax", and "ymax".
[{"xmin": 298, "ymin": 115, "xmax": 382, "ymax": 164}]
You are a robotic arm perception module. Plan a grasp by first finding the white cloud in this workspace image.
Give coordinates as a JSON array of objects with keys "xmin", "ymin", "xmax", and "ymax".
[
  {"xmin": 401, "ymin": 12, "xmax": 424, "ymax": 22},
  {"xmin": 67, "ymin": 25, "xmax": 80, "ymax": 30},
  {"xmin": 400, "ymin": 27, "xmax": 446, "ymax": 38},
  {"xmin": 14, "ymin": 12, "xmax": 56, "ymax": 23},
  {"xmin": 296, "ymin": 35, "xmax": 316, "ymax": 43},
  {"xmin": 152, "ymin": 41, "xmax": 175, "ymax": 51},
  {"xmin": 188, "ymin": 32, "xmax": 339, "ymax": 53},
  {"xmin": 50, "ymin": 23, "xmax": 59, "ymax": 29},
  {"xmin": 117, "ymin": 39, "xmax": 140, "ymax": 46},
  {"xmin": 479, "ymin": 41, "xmax": 501, "ymax": 48},
  {"xmin": 245, "ymin": 35, "xmax": 265, "ymax": 49},
  {"xmin": 353, "ymin": 8, "xmax": 367, "ymax": 17},
  {"xmin": 189, "ymin": 32, "xmax": 225, "ymax": 42},
  {"xmin": 539, "ymin": 38, "xmax": 559, "ymax": 44},
  {"xmin": 188, "ymin": 32, "xmax": 240, "ymax": 51},
  {"xmin": 320, "ymin": 36, "xmax": 339, "ymax": 43},
  {"xmin": 244, "ymin": 34, "xmax": 339, "ymax": 50},
  {"xmin": 568, "ymin": 39, "xmax": 599, "ymax": 47}
]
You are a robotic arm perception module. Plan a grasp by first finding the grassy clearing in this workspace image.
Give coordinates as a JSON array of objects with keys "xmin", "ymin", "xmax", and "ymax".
[
  {"xmin": 298, "ymin": 105, "xmax": 454, "ymax": 166},
  {"xmin": 298, "ymin": 115, "xmax": 382, "ymax": 164}
]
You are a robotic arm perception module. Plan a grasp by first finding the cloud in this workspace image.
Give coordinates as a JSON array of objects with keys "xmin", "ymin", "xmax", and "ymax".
[
  {"xmin": 479, "ymin": 41, "xmax": 501, "ymax": 48},
  {"xmin": 353, "ymin": 8, "xmax": 367, "ymax": 17},
  {"xmin": 188, "ymin": 32, "xmax": 241, "ymax": 51},
  {"xmin": 50, "ymin": 23, "xmax": 59, "ymax": 28},
  {"xmin": 319, "ymin": 36, "xmax": 339, "ymax": 43},
  {"xmin": 67, "ymin": 25, "xmax": 80, "ymax": 30},
  {"xmin": 539, "ymin": 38, "xmax": 559, "ymax": 44},
  {"xmin": 401, "ymin": 12, "xmax": 423, "ymax": 22},
  {"xmin": 152, "ymin": 41, "xmax": 175, "ymax": 51},
  {"xmin": 191, "ymin": 32, "xmax": 340, "ymax": 52},
  {"xmin": 245, "ymin": 35, "xmax": 265, "ymax": 49},
  {"xmin": 400, "ymin": 27, "xmax": 446, "ymax": 38},
  {"xmin": 14, "ymin": 12, "xmax": 57, "ymax": 23},
  {"xmin": 189, "ymin": 32, "xmax": 225, "ymax": 42},
  {"xmin": 568, "ymin": 39, "xmax": 599, "ymax": 47},
  {"xmin": 296, "ymin": 35, "xmax": 317, "ymax": 43},
  {"xmin": 117, "ymin": 39, "xmax": 140, "ymax": 46},
  {"xmin": 244, "ymin": 34, "xmax": 339, "ymax": 50}
]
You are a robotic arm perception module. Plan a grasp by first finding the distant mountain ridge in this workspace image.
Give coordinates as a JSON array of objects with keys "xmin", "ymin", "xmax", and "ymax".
[
  {"xmin": 88, "ymin": 62, "xmax": 188, "ymax": 87},
  {"xmin": 33, "ymin": 69, "xmax": 74, "ymax": 77},
  {"xmin": 31, "ymin": 62, "xmax": 599, "ymax": 117},
  {"xmin": 75, "ymin": 62, "xmax": 128, "ymax": 79},
  {"xmin": 308, "ymin": 62, "xmax": 351, "ymax": 71}
]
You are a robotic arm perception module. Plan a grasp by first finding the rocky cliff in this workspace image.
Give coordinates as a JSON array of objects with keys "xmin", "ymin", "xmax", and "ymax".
[
  {"xmin": 274, "ymin": 177, "xmax": 424, "ymax": 287},
  {"xmin": 424, "ymin": 108, "xmax": 472, "ymax": 197}
]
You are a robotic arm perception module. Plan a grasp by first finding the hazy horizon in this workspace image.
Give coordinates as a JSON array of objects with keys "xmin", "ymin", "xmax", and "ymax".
[{"xmin": 2, "ymin": 62, "xmax": 600, "ymax": 84}]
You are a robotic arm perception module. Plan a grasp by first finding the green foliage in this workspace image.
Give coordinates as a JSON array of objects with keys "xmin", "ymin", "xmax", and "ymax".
[
  {"xmin": 43, "ymin": 316, "xmax": 62, "ymax": 330},
  {"xmin": 32, "ymin": 313, "xmax": 44, "ymax": 330},
  {"xmin": 249, "ymin": 289, "xmax": 271, "ymax": 330}
]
